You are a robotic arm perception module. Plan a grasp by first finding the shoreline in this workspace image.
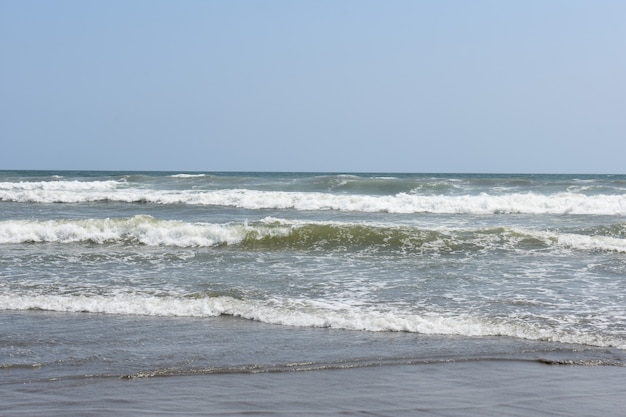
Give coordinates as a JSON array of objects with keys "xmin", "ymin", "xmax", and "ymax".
[{"xmin": 3, "ymin": 360, "xmax": 625, "ymax": 416}]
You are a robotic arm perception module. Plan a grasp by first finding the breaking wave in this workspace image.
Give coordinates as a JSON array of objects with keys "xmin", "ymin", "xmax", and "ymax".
[
  {"xmin": 1, "ymin": 293, "xmax": 623, "ymax": 350},
  {"xmin": 1, "ymin": 216, "xmax": 625, "ymax": 253},
  {"xmin": 2, "ymin": 180, "xmax": 626, "ymax": 215}
]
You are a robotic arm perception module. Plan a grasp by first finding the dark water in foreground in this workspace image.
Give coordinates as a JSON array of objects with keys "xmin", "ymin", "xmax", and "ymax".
[{"xmin": 3, "ymin": 311, "xmax": 625, "ymax": 416}]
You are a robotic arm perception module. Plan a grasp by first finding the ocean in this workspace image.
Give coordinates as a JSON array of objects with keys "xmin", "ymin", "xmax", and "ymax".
[{"xmin": 1, "ymin": 171, "xmax": 625, "ymax": 416}]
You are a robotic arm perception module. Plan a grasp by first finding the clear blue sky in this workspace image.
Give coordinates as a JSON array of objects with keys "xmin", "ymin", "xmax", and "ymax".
[{"xmin": 1, "ymin": 0, "xmax": 624, "ymax": 173}]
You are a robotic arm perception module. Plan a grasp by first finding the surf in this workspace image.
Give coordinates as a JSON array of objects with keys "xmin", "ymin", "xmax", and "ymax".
[
  {"xmin": 2, "ymin": 184, "xmax": 626, "ymax": 215},
  {"xmin": 1, "ymin": 216, "xmax": 625, "ymax": 254},
  {"xmin": 1, "ymin": 293, "xmax": 623, "ymax": 350}
]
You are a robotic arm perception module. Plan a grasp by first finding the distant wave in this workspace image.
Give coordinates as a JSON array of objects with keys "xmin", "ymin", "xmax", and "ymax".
[
  {"xmin": 1, "ymin": 293, "xmax": 623, "ymax": 349},
  {"xmin": 1, "ymin": 216, "xmax": 624, "ymax": 254},
  {"xmin": 2, "ymin": 181, "xmax": 626, "ymax": 215},
  {"xmin": 170, "ymin": 173, "xmax": 208, "ymax": 178},
  {"xmin": 0, "ymin": 180, "xmax": 119, "ymax": 191}
]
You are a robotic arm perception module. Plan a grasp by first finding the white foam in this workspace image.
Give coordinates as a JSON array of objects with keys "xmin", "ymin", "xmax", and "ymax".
[
  {"xmin": 170, "ymin": 174, "xmax": 207, "ymax": 178},
  {"xmin": 0, "ymin": 180, "xmax": 119, "ymax": 191},
  {"xmin": 538, "ymin": 230, "xmax": 626, "ymax": 253},
  {"xmin": 0, "ymin": 180, "xmax": 122, "ymax": 203},
  {"xmin": 2, "ymin": 185, "xmax": 625, "ymax": 215},
  {"xmin": 1, "ymin": 293, "xmax": 623, "ymax": 349},
  {"xmin": 2, "ymin": 216, "xmax": 624, "ymax": 253},
  {"xmin": 490, "ymin": 226, "xmax": 626, "ymax": 254},
  {"xmin": 0, "ymin": 216, "xmax": 268, "ymax": 247}
]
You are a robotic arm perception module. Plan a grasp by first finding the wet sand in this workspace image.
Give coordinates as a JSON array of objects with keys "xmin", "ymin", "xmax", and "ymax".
[{"xmin": 3, "ymin": 360, "xmax": 625, "ymax": 416}]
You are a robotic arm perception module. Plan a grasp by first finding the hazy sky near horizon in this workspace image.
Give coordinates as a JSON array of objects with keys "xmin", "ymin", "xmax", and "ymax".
[{"xmin": 1, "ymin": 0, "xmax": 625, "ymax": 173}]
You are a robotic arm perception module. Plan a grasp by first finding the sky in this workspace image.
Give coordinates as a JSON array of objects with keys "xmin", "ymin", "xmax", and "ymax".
[{"xmin": 1, "ymin": 0, "xmax": 625, "ymax": 173}]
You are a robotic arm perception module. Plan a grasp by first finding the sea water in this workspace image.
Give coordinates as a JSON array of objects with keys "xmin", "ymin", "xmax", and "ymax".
[{"xmin": 1, "ymin": 171, "xmax": 625, "ymax": 414}]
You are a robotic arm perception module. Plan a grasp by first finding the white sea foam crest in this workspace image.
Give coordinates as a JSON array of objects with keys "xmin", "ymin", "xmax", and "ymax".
[
  {"xmin": 536, "ymin": 230, "xmax": 626, "ymax": 253},
  {"xmin": 0, "ymin": 180, "xmax": 119, "ymax": 191},
  {"xmin": 0, "ymin": 216, "xmax": 273, "ymax": 247},
  {"xmin": 179, "ymin": 190, "xmax": 626, "ymax": 215},
  {"xmin": 1, "ymin": 294, "xmax": 623, "ymax": 349},
  {"xmin": 1, "ymin": 185, "xmax": 625, "ymax": 215},
  {"xmin": 500, "ymin": 226, "xmax": 626, "ymax": 254},
  {"xmin": 1, "ymin": 216, "xmax": 624, "ymax": 253},
  {"xmin": 170, "ymin": 173, "xmax": 207, "ymax": 178},
  {"xmin": 0, "ymin": 180, "xmax": 122, "ymax": 203}
]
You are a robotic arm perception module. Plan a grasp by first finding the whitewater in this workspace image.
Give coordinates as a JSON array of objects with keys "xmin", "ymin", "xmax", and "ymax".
[
  {"xmin": 2, "ymin": 179, "xmax": 626, "ymax": 215},
  {"xmin": 1, "ymin": 171, "xmax": 625, "ymax": 402}
]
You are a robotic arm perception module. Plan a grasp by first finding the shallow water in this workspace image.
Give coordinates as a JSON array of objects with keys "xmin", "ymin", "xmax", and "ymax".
[
  {"xmin": 1, "ymin": 171, "xmax": 625, "ymax": 414},
  {"xmin": 2, "ymin": 311, "xmax": 625, "ymax": 416}
]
